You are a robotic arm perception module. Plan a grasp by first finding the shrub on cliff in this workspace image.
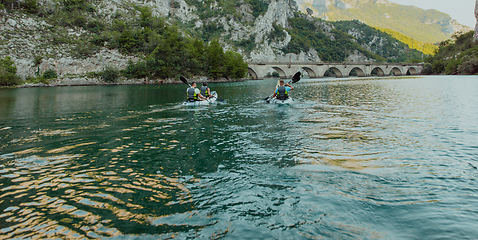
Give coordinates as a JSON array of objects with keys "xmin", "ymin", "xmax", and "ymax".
[
  {"xmin": 123, "ymin": 61, "xmax": 150, "ymax": 80},
  {"xmin": 100, "ymin": 66, "xmax": 120, "ymax": 82},
  {"xmin": 0, "ymin": 0, "xmax": 38, "ymax": 13},
  {"xmin": 22, "ymin": 0, "xmax": 39, "ymax": 14},
  {"xmin": 42, "ymin": 69, "xmax": 58, "ymax": 79},
  {"xmin": 0, "ymin": 57, "xmax": 20, "ymax": 87}
]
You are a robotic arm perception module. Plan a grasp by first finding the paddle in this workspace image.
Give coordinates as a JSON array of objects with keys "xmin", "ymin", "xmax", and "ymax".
[
  {"xmin": 180, "ymin": 76, "xmax": 191, "ymax": 87},
  {"xmin": 263, "ymin": 72, "xmax": 301, "ymax": 102},
  {"xmin": 180, "ymin": 76, "xmax": 225, "ymax": 102}
]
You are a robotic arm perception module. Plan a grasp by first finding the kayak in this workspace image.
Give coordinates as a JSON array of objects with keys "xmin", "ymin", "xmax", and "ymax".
[
  {"xmin": 183, "ymin": 91, "xmax": 218, "ymax": 106},
  {"xmin": 269, "ymin": 97, "xmax": 293, "ymax": 105}
]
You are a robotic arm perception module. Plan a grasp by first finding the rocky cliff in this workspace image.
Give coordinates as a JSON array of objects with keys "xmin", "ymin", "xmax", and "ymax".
[
  {"xmin": 1, "ymin": 0, "xmax": 305, "ymax": 81},
  {"xmin": 475, "ymin": 0, "xmax": 478, "ymax": 41}
]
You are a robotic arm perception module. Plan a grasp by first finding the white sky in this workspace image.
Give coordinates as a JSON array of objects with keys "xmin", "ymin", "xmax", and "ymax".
[{"xmin": 387, "ymin": 0, "xmax": 476, "ymax": 28}]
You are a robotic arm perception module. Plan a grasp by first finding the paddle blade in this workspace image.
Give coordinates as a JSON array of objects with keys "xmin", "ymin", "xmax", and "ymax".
[
  {"xmin": 180, "ymin": 76, "xmax": 189, "ymax": 85},
  {"xmin": 291, "ymin": 72, "xmax": 301, "ymax": 83}
]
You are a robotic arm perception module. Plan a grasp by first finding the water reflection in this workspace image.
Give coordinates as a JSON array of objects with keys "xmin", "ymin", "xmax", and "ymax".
[{"xmin": 0, "ymin": 151, "xmax": 199, "ymax": 238}]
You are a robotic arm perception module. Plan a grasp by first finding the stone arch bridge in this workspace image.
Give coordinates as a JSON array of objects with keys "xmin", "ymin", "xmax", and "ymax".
[{"xmin": 247, "ymin": 62, "xmax": 423, "ymax": 79}]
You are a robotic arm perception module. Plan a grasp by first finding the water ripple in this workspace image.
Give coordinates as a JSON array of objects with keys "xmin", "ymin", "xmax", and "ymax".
[{"xmin": 1, "ymin": 77, "xmax": 477, "ymax": 239}]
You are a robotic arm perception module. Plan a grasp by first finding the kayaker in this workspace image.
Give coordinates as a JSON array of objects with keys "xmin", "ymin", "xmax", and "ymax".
[
  {"xmin": 200, "ymin": 82, "xmax": 214, "ymax": 98},
  {"xmin": 187, "ymin": 82, "xmax": 208, "ymax": 102},
  {"xmin": 272, "ymin": 79, "xmax": 294, "ymax": 100}
]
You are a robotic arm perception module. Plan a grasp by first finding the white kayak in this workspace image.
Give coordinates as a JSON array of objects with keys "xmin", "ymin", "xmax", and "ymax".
[
  {"xmin": 269, "ymin": 97, "xmax": 293, "ymax": 105},
  {"xmin": 183, "ymin": 91, "xmax": 218, "ymax": 106}
]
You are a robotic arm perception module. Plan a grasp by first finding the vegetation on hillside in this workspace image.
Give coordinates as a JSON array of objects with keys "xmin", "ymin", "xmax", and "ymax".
[
  {"xmin": 1, "ymin": 0, "xmax": 248, "ymax": 82},
  {"xmin": 424, "ymin": 31, "xmax": 478, "ymax": 75},
  {"xmin": 181, "ymin": 0, "xmax": 426, "ymax": 63},
  {"xmin": 376, "ymin": 27, "xmax": 437, "ymax": 56},
  {"xmin": 0, "ymin": 0, "xmax": 39, "ymax": 13},
  {"xmin": 182, "ymin": 0, "xmax": 269, "ymax": 45},
  {"xmin": 286, "ymin": 13, "xmax": 384, "ymax": 62},
  {"xmin": 332, "ymin": 20, "xmax": 425, "ymax": 62},
  {"xmin": 184, "ymin": 0, "xmax": 268, "ymax": 20},
  {"xmin": 324, "ymin": 2, "xmax": 453, "ymax": 43}
]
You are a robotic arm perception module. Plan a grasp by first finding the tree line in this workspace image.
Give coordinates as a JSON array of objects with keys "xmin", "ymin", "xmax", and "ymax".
[{"xmin": 422, "ymin": 31, "xmax": 478, "ymax": 75}]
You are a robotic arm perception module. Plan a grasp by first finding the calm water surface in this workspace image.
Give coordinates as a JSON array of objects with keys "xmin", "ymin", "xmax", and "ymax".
[{"xmin": 0, "ymin": 76, "xmax": 477, "ymax": 239}]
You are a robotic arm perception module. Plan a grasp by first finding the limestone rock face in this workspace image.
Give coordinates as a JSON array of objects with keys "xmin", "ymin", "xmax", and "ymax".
[
  {"xmin": 346, "ymin": 50, "xmax": 372, "ymax": 63},
  {"xmin": 475, "ymin": 0, "xmax": 478, "ymax": 41},
  {"xmin": 16, "ymin": 49, "xmax": 138, "ymax": 80}
]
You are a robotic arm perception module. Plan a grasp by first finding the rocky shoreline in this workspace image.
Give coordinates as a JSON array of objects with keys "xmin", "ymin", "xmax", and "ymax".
[{"xmin": 14, "ymin": 76, "xmax": 244, "ymax": 88}]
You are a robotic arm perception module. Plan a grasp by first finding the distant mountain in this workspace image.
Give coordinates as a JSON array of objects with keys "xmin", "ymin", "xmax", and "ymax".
[{"xmin": 296, "ymin": 0, "xmax": 472, "ymax": 43}]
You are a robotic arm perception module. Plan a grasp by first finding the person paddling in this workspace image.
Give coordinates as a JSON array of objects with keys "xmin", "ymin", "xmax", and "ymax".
[
  {"xmin": 272, "ymin": 79, "xmax": 294, "ymax": 100},
  {"xmin": 187, "ymin": 82, "xmax": 208, "ymax": 102},
  {"xmin": 200, "ymin": 82, "xmax": 214, "ymax": 98}
]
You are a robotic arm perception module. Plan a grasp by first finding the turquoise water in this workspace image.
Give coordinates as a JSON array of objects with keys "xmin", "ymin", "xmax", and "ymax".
[{"xmin": 0, "ymin": 76, "xmax": 477, "ymax": 239}]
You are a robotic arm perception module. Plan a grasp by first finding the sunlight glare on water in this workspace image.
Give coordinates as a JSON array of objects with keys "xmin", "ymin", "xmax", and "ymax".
[{"xmin": 0, "ymin": 76, "xmax": 477, "ymax": 239}]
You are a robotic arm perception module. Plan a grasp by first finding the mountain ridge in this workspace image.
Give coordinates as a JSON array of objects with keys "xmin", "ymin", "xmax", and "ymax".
[{"xmin": 296, "ymin": 0, "xmax": 471, "ymax": 43}]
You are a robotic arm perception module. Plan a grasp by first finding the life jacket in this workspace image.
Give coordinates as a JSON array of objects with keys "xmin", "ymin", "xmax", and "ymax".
[
  {"xmin": 200, "ymin": 86, "xmax": 209, "ymax": 97},
  {"xmin": 277, "ymin": 86, "xmax": 288, "ymax": 100},
  {"xmin": 187, "ymin": 87, "xmax": 197, "ymax": 101}
]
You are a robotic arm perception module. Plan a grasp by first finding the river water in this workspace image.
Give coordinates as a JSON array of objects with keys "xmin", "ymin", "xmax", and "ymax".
[{"xmin": 0, "ymin": 76, "xmax": 477, "ymax": 239}]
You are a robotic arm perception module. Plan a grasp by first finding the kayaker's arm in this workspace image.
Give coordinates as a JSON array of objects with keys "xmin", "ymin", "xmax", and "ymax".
[
  {"xmin": 198, "ymin": 93, "xmax": 207, "ymax": 100},
  {"xmin": 272, "ymin": 87, "xmax": 278, "ymax": 98},
  {"xmin": 286, "ymin": 83, "xmax": 294, "ymax": 90}
]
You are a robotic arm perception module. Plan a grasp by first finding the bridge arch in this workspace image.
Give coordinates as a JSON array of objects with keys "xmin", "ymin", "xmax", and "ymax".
[
  {"xmin": 371, "ymin": 67, "xmax": 385, "ymax": 76},
  {"xmin": 325, "ymin": 67, "xmax": 343, "ymax": 78},
  {"xmin": 406, "ymin": 67, "xmax": 418, "ymax": 75},
  {"xmin": 301, "ymin": 67, "xmax": 318, "ymax": 78},
  {"xmin": 390, "ymin": 67, "xmax": 402, "ymax": 76},
  {"xmin": 349, "ymin": 67, "xmax": 366, "ymax": 77},
  {"xmin": 271, "ymin": 67, "xmax": 287, "ymax": 78},
  {"xmin": 247, "ymin": 67, "xmax": 258, "ymax": 79}
]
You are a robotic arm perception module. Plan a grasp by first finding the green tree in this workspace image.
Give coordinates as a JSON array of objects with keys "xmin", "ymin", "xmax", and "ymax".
[
  {"xmin": 224, "ymin": 51, "xmax": 247, "ymax": 79},
  {"xmin": 0, "ymin": 56, "xmax": 20, "ymax": 86},
  {"xmin": 431, "ymin": 60, "xmax": 444, "ymax": 74},
  {"xmin": 207, "ymin": 39, "xmax": 226, "ymax": 78},
  {"xmin": 148, "ymin": 26, "xmax": 186, "ymax": 78},
  {"xmin": 422, "ymin": 63, "xmax": 433, "ymax": 75}
]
